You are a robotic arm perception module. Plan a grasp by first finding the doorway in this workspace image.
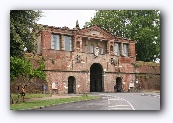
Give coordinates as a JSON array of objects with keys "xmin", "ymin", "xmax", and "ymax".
[
  {"xmin": 116, "ymin": 77, "xmax": 122, "ymax": 92},
  {"xmin": 90, "ymin": 63, "xmax": 103, "ymax": 92},
  {"xmin": 68, "ymin": 76, "xmax": 76, "ymax": 93}
]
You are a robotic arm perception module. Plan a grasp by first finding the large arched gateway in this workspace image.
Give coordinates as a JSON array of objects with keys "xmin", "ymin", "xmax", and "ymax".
[{"xmin": 90, "ymin": 63, "xmax": 103, "ymax": 92}]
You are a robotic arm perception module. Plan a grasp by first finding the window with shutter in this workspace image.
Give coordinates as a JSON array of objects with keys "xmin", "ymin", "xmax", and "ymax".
[
  {"xmin": 99, "ymin": 48, "xmax": 104, "ymax": 55},
  {"xmin": 64, "ymin": 36, "xmax": 73, "ymax": 51},
  {"xmin": 51, "ymin": 34, "xmax": 60, "ymax": 50},
  {"xmin": 123, "ymin": 44, "xmax": 129, "ymax": 56},
  {"xmin": 82, "ymin": 45, "xmax": 85, "ymax": 52},
  {"xmin": 114, "ymin": 43, "xmax": 120, "ymax": 56},
  {"xmin": 90, "ymin": 45, "xmax": 94, "ymax": 53}
]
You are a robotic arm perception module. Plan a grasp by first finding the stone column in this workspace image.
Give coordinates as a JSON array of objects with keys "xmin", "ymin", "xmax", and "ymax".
[{"xmin": 61, "ymin": 34, "xmax": 64, "ymax": 50}]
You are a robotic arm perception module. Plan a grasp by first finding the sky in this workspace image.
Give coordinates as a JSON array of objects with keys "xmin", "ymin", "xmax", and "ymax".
[{"xmin": 37, "ymin": 10, "xmax": 96, "ymax": 29}]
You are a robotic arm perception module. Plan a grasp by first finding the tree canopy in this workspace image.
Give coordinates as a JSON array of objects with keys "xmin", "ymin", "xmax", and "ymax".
[
  {"xmin": 10, "ymin": 56, "xmax": 46, "ymax": 82},
  {"xmin": 10, "ymin": 10, "xmax": 43, "ymax": 57},
  {"xmin": 10, "ymin": 10, "xmax": 46, "ymax": 82},
  {"xmin": 85, "ymin": 10, "xmax": 160, "ymax": 62}
]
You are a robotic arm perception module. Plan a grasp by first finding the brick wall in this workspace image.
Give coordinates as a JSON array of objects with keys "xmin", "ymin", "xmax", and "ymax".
[
  {"xmin": 10, "ymin": 53, "xmax": 47, "ymax": 94},
  {"xmin": 10, "ymin": 25, "xmax": 160, "ymax": 94},
  {"xmin": 135, "ymin": 61, "xmax": 160, "ymax": 90}
]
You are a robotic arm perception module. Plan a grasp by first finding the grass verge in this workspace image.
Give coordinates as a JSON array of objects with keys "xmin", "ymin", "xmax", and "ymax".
[
  {"xmin": 11, "ymin": 93, "xmax": 50, "ymax": 100},
  {"xmin": 10, "ymin": 94, "xmax": 99, "ymax": 110}
]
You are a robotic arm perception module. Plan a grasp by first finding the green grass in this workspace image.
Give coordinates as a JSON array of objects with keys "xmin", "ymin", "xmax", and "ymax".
[
  {"xmin": 10, "ymin": 93, "xmax": 50, "ymax": 104},
  {"xmin": 10, "ymin": 94, "xmax": 99, "ymax": 110}
]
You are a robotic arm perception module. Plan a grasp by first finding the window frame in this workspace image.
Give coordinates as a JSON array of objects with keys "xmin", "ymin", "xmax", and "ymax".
[
  {"xmin": 51, "ymin": 34, "xmax": 60, "ymax": 50},
  {"xmin": 99, "ymin": 47, "xmax": 104, "ymax": 55},
  {"xmin": 89, "ymin": 45, "xmax": 94, "ymax": 53},
  {"xmin": 114, "ymin": 42, "xmax": 120, "ymax": 56},
  {"xmin": 64, "ymin": 35, "xmax": 73, "ymax": 52},
  {"xmin": 123, "ymin": 43, "xmax": 129, "ymax": 57}
]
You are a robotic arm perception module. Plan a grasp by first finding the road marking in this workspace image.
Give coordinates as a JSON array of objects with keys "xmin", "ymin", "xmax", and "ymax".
[
  {"xmin": 108, "ymin": 108, "xmax": 132, "ymax": 110},
  {"xmin": 124, "ymin": 99, "xmax": 135, "ymax": 110},
  {"xmin": 108, "ymin": 98, "xmax": 122, "ymax": 100},
  {"xmin": 102, "ymin": 97, "xmax": 108, "ymax": 99},
  {"xmin": 106, "ymin": 95, "xmax": 135, "ymax": 110},
  {"xmin": 108, "ymin": 105, "xmax": 130, "ymax": 107}
]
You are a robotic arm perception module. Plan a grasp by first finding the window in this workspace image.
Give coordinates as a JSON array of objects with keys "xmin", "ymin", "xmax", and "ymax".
[
  {"xmin": 51, "ymin": 34, "xmax": 60, "ymax": 50},
  {"xmin": 110, "ymin": 45, "xmax": 113, "ymax": 52},
  {"xmin": 114, "ymin": 43, "xmax": 120, "ymax": 56},
  {"xmin": 90, "ymin": 45, "xmax": 94, "ymax": 53},
  {"xmin": 76, "ymin": 41, "xmax": 80, "ymax": 48},
  {"xmin": 123, "ymin": 44, "xmax": 129, "ymax": 56},
  {"xmin": 99, "ymin": 48, "xmax": 104, "ymax": 55},
  {"xmin": 82, "ymin": 45, "xmax": 85, "ymax": 52},
  {"xmin": 64, "ymin": 36, "xmax": 73, "ymax": 51}
]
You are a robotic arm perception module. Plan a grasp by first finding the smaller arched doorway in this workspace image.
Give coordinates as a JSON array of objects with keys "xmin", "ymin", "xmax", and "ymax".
[
  {"xmin": 116, "ymin": 77, "xmax": 122, "ymax": 92},
  {"xmin": 68, "ymin": 76, "xmax": 76, "ymax": 94}
]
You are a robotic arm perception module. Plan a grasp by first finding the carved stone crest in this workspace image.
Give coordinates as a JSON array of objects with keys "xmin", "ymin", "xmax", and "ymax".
[{"xmin": 94, "ymin": 47, "xmax": 99, "ymax": 57}]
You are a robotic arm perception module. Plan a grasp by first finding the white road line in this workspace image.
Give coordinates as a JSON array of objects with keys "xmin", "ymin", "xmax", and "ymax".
[
  {"xmin": 108, "ymin": 98, "xmax": 122, "ymax": 100},
  {"xmin": 108, "ymin": 108, "xmax": 132, "ymax": 110},
  {"xmin": 124, "ymin": 99, "xmax": 135, "ymax": 110},
  {"xmin": 107, "ymin": 96, "xmax": 135, "ymax": 110},
  {"xmin": 102, "ymin": 97, "xmax": 108, "ymax": 99},
  {"xmin": 108, "ymin": 105, "xmax": 130, "ymax": 107}
]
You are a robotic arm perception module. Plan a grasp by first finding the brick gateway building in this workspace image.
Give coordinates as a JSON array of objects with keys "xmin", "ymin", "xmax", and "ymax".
[{"xmin": 36, "ymin": 24, "xmax": 137, "ymax": 94}]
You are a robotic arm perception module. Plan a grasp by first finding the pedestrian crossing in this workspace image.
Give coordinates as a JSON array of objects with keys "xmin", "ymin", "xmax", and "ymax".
[
  {"xmin": 98, "ymin": 93, "xmax": 160, "ymax": 110},
  {"xmin": 101, "ymin": 94, "xmax": 135, "ymax": 110}
]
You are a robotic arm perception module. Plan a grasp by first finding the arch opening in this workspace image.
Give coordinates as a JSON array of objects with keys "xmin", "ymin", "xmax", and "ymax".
[
  {"xmin": 116, "ymin": 77, "xmax": 122, "ymax": 92},
  {"xmin": 68, "ymin": 76, "xmax": 76, "ymax": 94},
  {"xmin": 90, "ymin": 63, "xmax": 103, "ymax": 92}
]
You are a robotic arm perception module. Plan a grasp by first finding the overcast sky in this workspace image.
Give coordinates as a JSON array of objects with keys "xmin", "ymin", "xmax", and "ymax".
[{"xmin": 37, "ymin": 10, "xmax": 96, "ymax": 29}]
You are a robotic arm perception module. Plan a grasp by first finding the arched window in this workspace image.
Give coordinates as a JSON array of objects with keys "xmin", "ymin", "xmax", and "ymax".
[
  {"xmin": 76, "ymin": 41, "xmax": 80, "ymax": 48},
  {"xmin": 110, "ymin": 45, "xmax": 113, "ymax": 52}
]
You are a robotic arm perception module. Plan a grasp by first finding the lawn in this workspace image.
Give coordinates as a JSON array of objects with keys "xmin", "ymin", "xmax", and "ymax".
[{"xmin": 10, "ymin": 94, "xmax": 99, "ymax": 110}]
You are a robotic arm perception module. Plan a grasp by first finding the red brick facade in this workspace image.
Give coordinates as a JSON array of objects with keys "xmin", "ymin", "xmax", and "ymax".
[{"xmin": 34, "ymin": 24, "xmax": 160, "ymax": 94}]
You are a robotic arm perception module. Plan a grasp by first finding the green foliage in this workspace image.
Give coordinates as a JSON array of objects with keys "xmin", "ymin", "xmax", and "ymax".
[
  {"xmin": 10, "ymin": 56, "xmax": 46, "ymax": 82},
  {"xmin": 10, "ymin": 56, "xmax": 31, "ymax": 81},
  {"xmin": 135, "ymin": 61, "xmax": 160, "ymax": 67},
  {"xmin": 10, "ymin": 10, "xmax": 43, "ymax": 57},
  {"xmin": 86, "ymin": 10, "xmax": 160, "ymax": 62}
]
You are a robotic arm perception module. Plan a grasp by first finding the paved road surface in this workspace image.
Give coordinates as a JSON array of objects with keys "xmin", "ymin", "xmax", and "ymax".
[{"xmin": 34, "ymin": 92, "xmax": 160, "ymax": 110}]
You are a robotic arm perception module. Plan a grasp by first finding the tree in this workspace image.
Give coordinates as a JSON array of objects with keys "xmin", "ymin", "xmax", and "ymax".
[
  {"xmin": 10, "ymin": 56, "xmax": 46, "ymax": 83},
  {"xmin": 10, "ymin": 56, "xmax": 46, "ymax": 103},
  {"xmin": 10, "ymin": 10, "xmax": 43, "ymax": 57},
  {"xmin": 86, "ymin": 10, "xmax": 160, "ymax": 62}
]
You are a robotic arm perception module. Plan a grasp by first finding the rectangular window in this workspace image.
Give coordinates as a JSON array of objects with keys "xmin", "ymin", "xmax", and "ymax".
[
  {"xmin": 99, "ymin": 48, "xmax": 104, "ymax": 55},
  {"xmin": 90, "ymin": 45, "xmax": 94, "ymax": 53},
  {"xmin": 114, "ymin": 43, "xmax": 120, "ymax": 56},
  {"xmin": 51, "ymin": 34, "xmax": 60, "ymax": 50},
  {"xmin": 64, "ymin": 36, "xmax": 73, "ymax": 51},
  {"xmin": 123, "ymin": 44, "xmax": 129, "ymax": 56},
  {"xmin": 82, "ymin": 45, "xmax": 85, "ymax": 52}
]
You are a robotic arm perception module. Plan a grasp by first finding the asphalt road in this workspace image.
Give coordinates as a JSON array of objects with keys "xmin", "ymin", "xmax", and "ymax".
[{"xmin": 34, "ymin": 92, "xmax": 160, "ymax": 111}]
